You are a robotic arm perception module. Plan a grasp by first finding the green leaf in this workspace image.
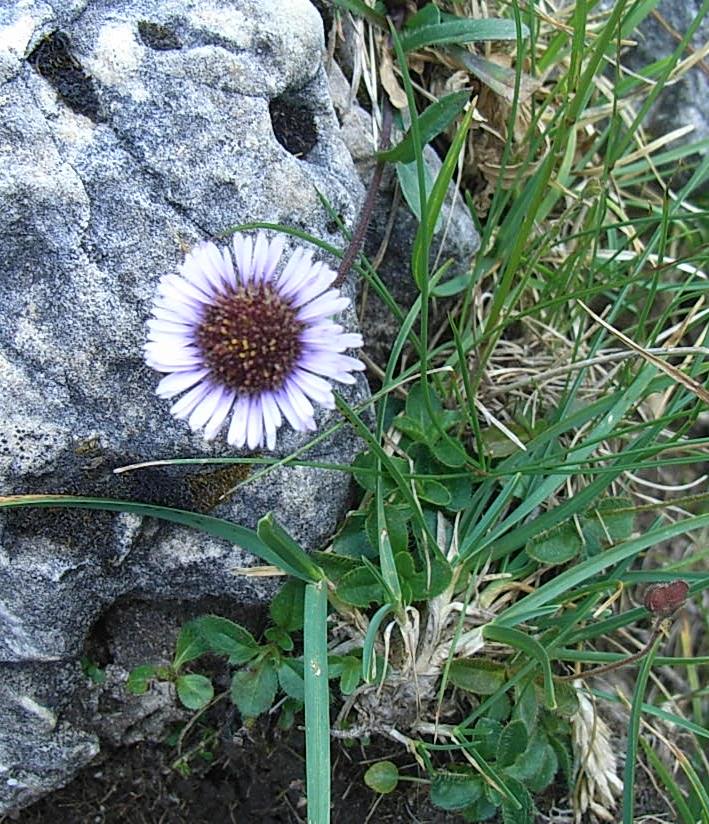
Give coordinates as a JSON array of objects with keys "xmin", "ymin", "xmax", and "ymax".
[
  {"xmin": 364, "ymin": 761, "xmax": 399, "ymax": 794},
  {"xmin": 416, "ymin": 478, "xmax": 452, "ymax": 506},
  {"xmin": 483, "ymin": 625, "xmax": 556, "ymax": 710},
  {"xmin": 397, "ymin": 156, "xmax": 442, "ymax": 232},
  {"xmin": 126, "ymin": 664, "xmax": 160, "ymax": 695},
  {"xmin": 230, "ymin": 661, "xmax": 278, "ymax": 719},
  {"xmin": 406, "ymin": 380, "xmax": 444, "ymax": 426},
  {"xmin": 378, "ymin": 91, "xmax": 469, "ymax": 164},
  {"xmin": 339, "ymin": 656, "xmax": 361, "ymax": 696},
  {"xmin": 332, "ymin": 510, "xmax": 379, "ymax": 560},
  {"xmin": 404, "ymin": 3, "xmax": 440, "ymax": 29},
  {"xmin": 506, "ymin": 730, "xmax": 548, "ymax": 785},
  {"xmin": 525, "ymin": 742, "xmax": 558, "ymax": 793},
  {"xmin": 462, "ymin": 794, "xmax": 500, "ymax": 821},
  {"xmin": 337, "ymin": 566, "xmax": 387, "ymax": 608},
  {"xmin": 351, "ymin": 451, "xmax": 410, "ymax": 495},
  {"xmin": 400, "ymin": 18, "xmax": 530, "ymax": 52},
  {"xmin": 188, "ymin": 615, "xmax": 259, "ymax": 665},
  {"xmin": 393, "ymin": 414, "xmax": 427, "ymax": 441},
  {"xmin": 430, "ymin": 435, "xmax": 468, "ymax": 468},
  {"xmin": 471, "ymin": 718, "xmax": 503, "ymax": 761},
  {"xmin": 448, "ymin": 659, "xmax": 507, "ymax": 695},
  {"xmin": 526, "ymin": 521, "xmax": 582, "ymax": 566},
  {"xmin": 581, "ymin": 497, "xmax": 635, "ymax": 550},
  {"xmin": 81, "ymin": 656, "xmax": 106, "ymax": 685},
  {"xmin": 270, "ymin": 579, "xmax": 306, "ymax": 631},
  {"xmin": 366, "ymin": 504, "xmax": 410, "ymax": 557},
  {"xmin": 176, "ymin": 674, "xmax": 214, "ymax": 710},
  {"xmin": 0, "ymin": 494, "xmax": 315, "ymax": 582},
  {"xmin": 407, "ymin": 550, "xmax": 453, "ymax": 601},
  {"xmin": 548, "ymin": 735, "xmax": 573, "ymax": 791},
  {"xmin": 277, "ymin": 697, "xmax": 300, "ymax": 731},
  {"xmin": 257, "ymin": 514, "xmax": 324, "ymax": 584},
  {"xmin": 486, "ymin": 691, "xmax": 512, "ymax": 722},
  {"xmin": 265, "ymin": 626, "xmax": 293, "ymax": 651},
  {"xmin": 548, "ymin": 680, "xmax": 579, "ymax": 718},
  {"xmin": 173, "ymin": 622, "xmax": 210, "ymax": 671},
  {"xmin": 512, "ymin": 680, "xmax": 538, "ymax": 735},
  {"xmin": 278, "ymin": 660, "xmax": 305, "ymax": 702},
  {"xmin": 431, "ymin": 771, "xmax": 483, "ymax": 811},
  {"xmin": 500, "ymin": 776, "xmax": 533, "ymax": 824},
  {"xmin": 497, "ymin": 720, "xmax": 528, "ymax": 768},
  {"xmin": 311, "ymin": 550, "xmax": 359, "ymax": 581}
]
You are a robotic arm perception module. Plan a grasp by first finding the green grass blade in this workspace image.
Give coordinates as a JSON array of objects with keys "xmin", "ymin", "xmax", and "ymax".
[
  {"xmin": 304, "ymin": 580, "xmax": 331, "ymax": 824},
  {"xmin": 257, "ymin": 514, "xmax": 325, "ymax": 583},
  {"xmin": 375, "ymin": 484, "xmax": 402, "ymax": 607},
  {"xmin": 0, "ymin": 494, "xmax": 318, "ymax": 582},
  {"xmin": 400, "ymin": 19, "xmax": 530, "ymax": 52},
  {"xmin": 640, "ymin": 738, "xmax": 695, "ymax": 824},
  {"xmin": 483, "ymin": 624, "xmax": 556, "ymax": 709},
  {"xmin": 330, "ymin": 0, "xmax": 386, "ymax": 29},
  {"xmin": 362, "ymin": 603, "xmax": 395, "ymax": 683},
  {"xmin": 378, "ymin": 91, "xmax": 469, "ymax": 164},
  {"xmin": 498, "ymin": 513, "xmax": 709, "ymax": 625},
  {"xmin": 622, "ymin": 633, "xmax": 662, "ymax": 824}
]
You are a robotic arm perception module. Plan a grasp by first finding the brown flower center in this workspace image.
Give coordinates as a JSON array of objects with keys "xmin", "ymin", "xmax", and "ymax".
[{"xmin": 195, "ymin": 284, "xmax": 303, "ymax": 393}]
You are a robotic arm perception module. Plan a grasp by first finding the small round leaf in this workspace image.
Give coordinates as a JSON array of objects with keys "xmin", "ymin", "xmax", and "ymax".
[{"xmin": 364, "ymin": 761, "xmax": 399, "ymax": 794}]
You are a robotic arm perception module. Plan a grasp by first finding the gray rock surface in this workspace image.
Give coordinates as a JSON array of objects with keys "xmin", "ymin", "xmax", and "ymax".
[
  {"xmin": 605, "ymin": 0, "xmax": 708, "ymax": 176},
  {"xmin": 0, "ymin": 0, "xmax": 365, "ymax": 812}
]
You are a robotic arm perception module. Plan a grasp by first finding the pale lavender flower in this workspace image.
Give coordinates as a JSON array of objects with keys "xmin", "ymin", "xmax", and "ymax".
[{"xmin": 144, "ymin": 232, "xmax": 364, "ymax": 450}]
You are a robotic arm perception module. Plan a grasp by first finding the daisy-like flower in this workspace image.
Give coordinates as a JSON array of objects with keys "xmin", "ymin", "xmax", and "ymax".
[{"xmin": 144, "ymin": 232, "xmax": 365, "ymax": 450}]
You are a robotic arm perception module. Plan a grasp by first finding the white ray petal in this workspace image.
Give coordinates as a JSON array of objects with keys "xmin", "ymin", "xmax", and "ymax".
[
  {"xmin": 203, "ymin": 389, "xmax": 236, "ymax": 441},
  {"xmin": 170, "ymin": 382, "xmax": 213, "ymax": 419},
  {"xmin": 227, "ymin": 395, "xmax": 250, "ymax": 447},
  {"xmin": 297, "ymin": 292, "xmax": 350, "ymax": 322},
  {"xmin": 156, "ymin": 369, "xmax": 209, "ymax": 398},
  {"xmin": 262, "ymin": 235, "xmax": 285, "ymax": 282},
  {"xmin": 246, "ymin": 395, "xmax": 264, "ymax": 449},
  {"xmin": 233, "ymin": 234, "xmax": 254, "ymax": 285},
  {"xmin": 189, "ymin": 385, "xmax": 225, "ymax": 431}
]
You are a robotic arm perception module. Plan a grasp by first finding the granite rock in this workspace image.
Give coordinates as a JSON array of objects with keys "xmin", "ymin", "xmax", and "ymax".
[
  {"xmin": 0, "ymin": 0, "xmax": 365, "ymax": 812},
  {"xmin": 604, "ymin": 0, "xmax": 708, "ymax": 179}
]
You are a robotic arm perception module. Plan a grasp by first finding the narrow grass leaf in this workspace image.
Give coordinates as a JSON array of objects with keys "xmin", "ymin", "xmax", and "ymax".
[
  {"xmin": 0, "ymin": 495, "xmax": 316, "ymax": 582},
  {"xmin": 483, "ymin": 625, "xmax": 556, "ymax": 709},
  {"xmin": 379, "ymin": 91, "xmax": 469, "ymax": 164},
  {"xmin": 257, "ymin": 514, "xmax": 325, "ymax": 583},
  {"xmin": 622, "ymin": 635, "xmax": 662, "ymax": 824},
  {"xmin": 498, "ymin": 513, "xmax": 709, "ymax": 625},
  {"xmin": 362, "ymin": 603, "xmax": 394, "ymax": 683},
  {"xmin": 400, "ymin": 19, "xmax": 530, "ymax": 52},
  {"xmin": 304, "ymin": 580, "xmax": 330, "ymax": 824}
]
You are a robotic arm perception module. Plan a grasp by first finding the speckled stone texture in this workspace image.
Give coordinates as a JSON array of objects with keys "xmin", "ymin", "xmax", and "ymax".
[
  {"xmin": 0, "ymin": 0, "xmax": 365, "ymax": 812},
  {"xmin": 602, "ymin": 0, "xmax": 708, "ymax": 176}
]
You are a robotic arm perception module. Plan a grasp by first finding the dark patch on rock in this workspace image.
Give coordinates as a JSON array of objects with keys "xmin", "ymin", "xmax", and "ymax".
[
  {"xmin": 28, "ymin": 32, "xmax": 100, "ymax": 122},
  {"xmin": 270, "ymin": 95, "xmax": 318, "ymax": 158},
  {"xmin": 137, "ymin": 21, "xmax": 182, "ymax": 51}
]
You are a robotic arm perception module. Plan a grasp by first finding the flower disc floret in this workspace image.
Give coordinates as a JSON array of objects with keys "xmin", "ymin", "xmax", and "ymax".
[{"xmin": 144, "ymin": 232, "xmax": 365, "ymax": 450}]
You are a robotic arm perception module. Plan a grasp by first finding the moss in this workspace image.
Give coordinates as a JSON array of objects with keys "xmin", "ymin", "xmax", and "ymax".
[{"xmin": 186, "ymin": 464, "xmax": 252, "ymax": 513}]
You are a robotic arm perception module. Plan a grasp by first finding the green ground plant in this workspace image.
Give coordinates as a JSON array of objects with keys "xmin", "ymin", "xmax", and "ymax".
[{"xmin": 2, "ymin": 1, "xmax": 708, "ymax": 822}]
